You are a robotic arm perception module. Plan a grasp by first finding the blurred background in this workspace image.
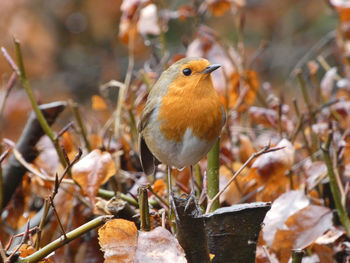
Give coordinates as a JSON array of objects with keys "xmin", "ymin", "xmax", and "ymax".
[{"xmin": 0, "ymin": 0, "xmax": 338, "ymax": 139}]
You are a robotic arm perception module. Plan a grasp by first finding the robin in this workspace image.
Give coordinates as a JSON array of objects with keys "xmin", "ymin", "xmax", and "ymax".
[{"xmin": 138, "ymin": 57, "xmax": 226, "ymax": 200}]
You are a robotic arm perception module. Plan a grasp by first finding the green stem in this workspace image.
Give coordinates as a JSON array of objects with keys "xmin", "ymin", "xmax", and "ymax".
[
  {"xmin": 206, "ymin": 139, "xmax": 220, "ymax": 212},
  {"xmin": 322, "ymin": 133, "xmax": 350, "ymax": 236},
  {"xmin": 138, "ymin": 186, "xmax": 150, "ymax": 231},
  {"xmin": 14, "ymin": 40, "xmax": 67, "ymax": 168},
  {"xmin": 19, "ymin": 216, "xmax": 112, "ymax": 263}
]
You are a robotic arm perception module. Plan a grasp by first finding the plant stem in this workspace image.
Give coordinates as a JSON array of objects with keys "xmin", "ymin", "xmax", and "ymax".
[
  {"xmin": 14, "ymin": 40, "xmax": 67, "ymax": 168},
  {"xmin": 18, "ymin": 216, "xmax": 112, "ymax": 263},
  {"xmin": 206, "ymin": 139, "xmax": 220, "ymax": 212},
  {"xmin": 322, "ymin": 133, "xmax": 350, "ymax": 236},
  {"xmin": 70, "ymin": 100, "xmax": 91, "ymax": 152},
  {"xmin": 296, "ymin": 70, "xmax": 318, "ymax": 152},
  {"xmin": 206, "ymin": 145, "xmax": 283, "ymax": 214},
  {"xmin": 138, "ymin": 186, "xmax": 151, "ymax": 231}
]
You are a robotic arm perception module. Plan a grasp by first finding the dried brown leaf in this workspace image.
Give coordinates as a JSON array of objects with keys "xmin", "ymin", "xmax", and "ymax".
[
  {"xmin": 98, "ymin": 219, "xmax": 138, "ymax": 263},
  {"xmin": 272, "ymin": 205, "xmax": 332, "ymax": 263},
  {"xmin": 262, "ymin": 190, "xmax": 310, "ymax": 247},
  {"xmin": 72, "ymin": 149, "xmax": 116, "ymax": 207},
  {"xmin": 252, "ymin": 139, "xmax": 294, "ymax": 178}
]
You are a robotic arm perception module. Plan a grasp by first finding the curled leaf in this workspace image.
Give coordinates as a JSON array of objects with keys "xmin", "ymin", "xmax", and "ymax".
[{"xmin": 72, "ymin": 149, "xmax": 116, "ymax": 207}]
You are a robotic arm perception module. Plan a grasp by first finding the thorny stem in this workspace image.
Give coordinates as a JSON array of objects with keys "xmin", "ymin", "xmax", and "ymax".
[
  {"xmin": 206, "ymin": 139, "xmax": 220, "ymax": 212},
  {"xmin": 322, "ymin": 132, "xmax": 350, "ymax": 237},
  {"xmin": 12, "ymin": 41, "xmax": 68, "ymax": 169},
  {"xmin": 18, "ymin": 216, "xmax": 113, "ymax": 263},
  {"xmin": 205, "ymin": 145, "xmax": 283, "ymax": 214},
  {"xmin": 138, "ymin": 186, "xmax": 151, "ymax": 231}
]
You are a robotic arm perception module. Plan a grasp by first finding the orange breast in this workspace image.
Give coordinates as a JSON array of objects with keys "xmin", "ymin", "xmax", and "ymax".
[{"xmin": 158, "ymin": 75, "xmax": 223, "ymax": 142}]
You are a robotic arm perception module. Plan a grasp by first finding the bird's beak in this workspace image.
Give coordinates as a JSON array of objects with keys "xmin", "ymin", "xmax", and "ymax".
[{"xmin": 202, "ymin": 64, "xmax": 221, "ymax": 74}]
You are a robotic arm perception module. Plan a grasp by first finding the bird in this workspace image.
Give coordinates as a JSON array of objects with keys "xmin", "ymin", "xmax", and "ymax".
[{"xmin": 138, "ymin": 57, "xmax": 226, "ymax": 206}]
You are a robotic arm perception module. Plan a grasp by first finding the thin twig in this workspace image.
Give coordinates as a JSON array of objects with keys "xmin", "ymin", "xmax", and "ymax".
[
  {"xmin": 35, "ymin": 200, "xmax": 50, "ymax": 250},
  {"xmin": 49, "ymin": 196, "xmax": 67, "ymax": 239},
  {"xmin": 0, "ymin": 72, "xmax": 16, "ymax": 119},
  {"xmin": 205, "ymin": 145, "xmax": 283, "ymax": 214},
  {"xmin": 147, "ymin": 184, "xmax": 169, "ymax": 208},
  {"xmin": 69, "ymin": 100, "xmax": 92, "ymax": 152},
  {"xmin": 1, "ymin": 47, "xmax": 19, "ymax": 74},
  {"xmin": 7, "ymin": 220, "xmax": 31, "ymax": 262}
]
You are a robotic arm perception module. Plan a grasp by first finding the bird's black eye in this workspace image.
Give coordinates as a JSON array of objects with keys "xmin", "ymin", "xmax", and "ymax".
[{"xmin": 182, "ymin": 68, "xmax": 192, "ymax": 76}]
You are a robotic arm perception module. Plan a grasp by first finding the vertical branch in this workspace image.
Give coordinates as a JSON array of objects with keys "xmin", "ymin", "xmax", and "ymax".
[{"xmin": 206, "ymin": 139, "xmax": 220, "ymax": 212}]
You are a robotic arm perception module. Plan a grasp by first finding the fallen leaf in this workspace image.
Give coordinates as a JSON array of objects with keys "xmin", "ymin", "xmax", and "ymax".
[
  {"xmin": 304, "ymin": 161, "xmax": 327, "ymax": 190},
  {"xmin": 252, "ymin": 139, "xmax": 294, "ymax": 178},
  {"xmin": 262, "ymin": 190, "xmax": 310, "ymax": 247},
  {"xmin": 134, "ymin": 227, "xmax": 186, "ymax": 263},
  {"xmin": 72, "ymin": 149, "xmax": 116, "ymax": 207},
  {"xmin": 249, "ymin": 106, "xmax": 293, "ymax": 132},
  {"xmin": 315, "ymin": 228, "xmax": 345, "ymax": 245},
  {"xmin": 98, "ymin": 219, "xmax": 138, "ymax": 263},
  {"xmin": 272, "ymin": 205, "xmax": 333, "ymax": 263}
]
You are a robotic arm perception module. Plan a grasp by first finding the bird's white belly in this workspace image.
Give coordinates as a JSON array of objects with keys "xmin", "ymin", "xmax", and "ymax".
[{"xmin": 143, "ymin": 111, "xmax": 215, "ymax": 169}]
